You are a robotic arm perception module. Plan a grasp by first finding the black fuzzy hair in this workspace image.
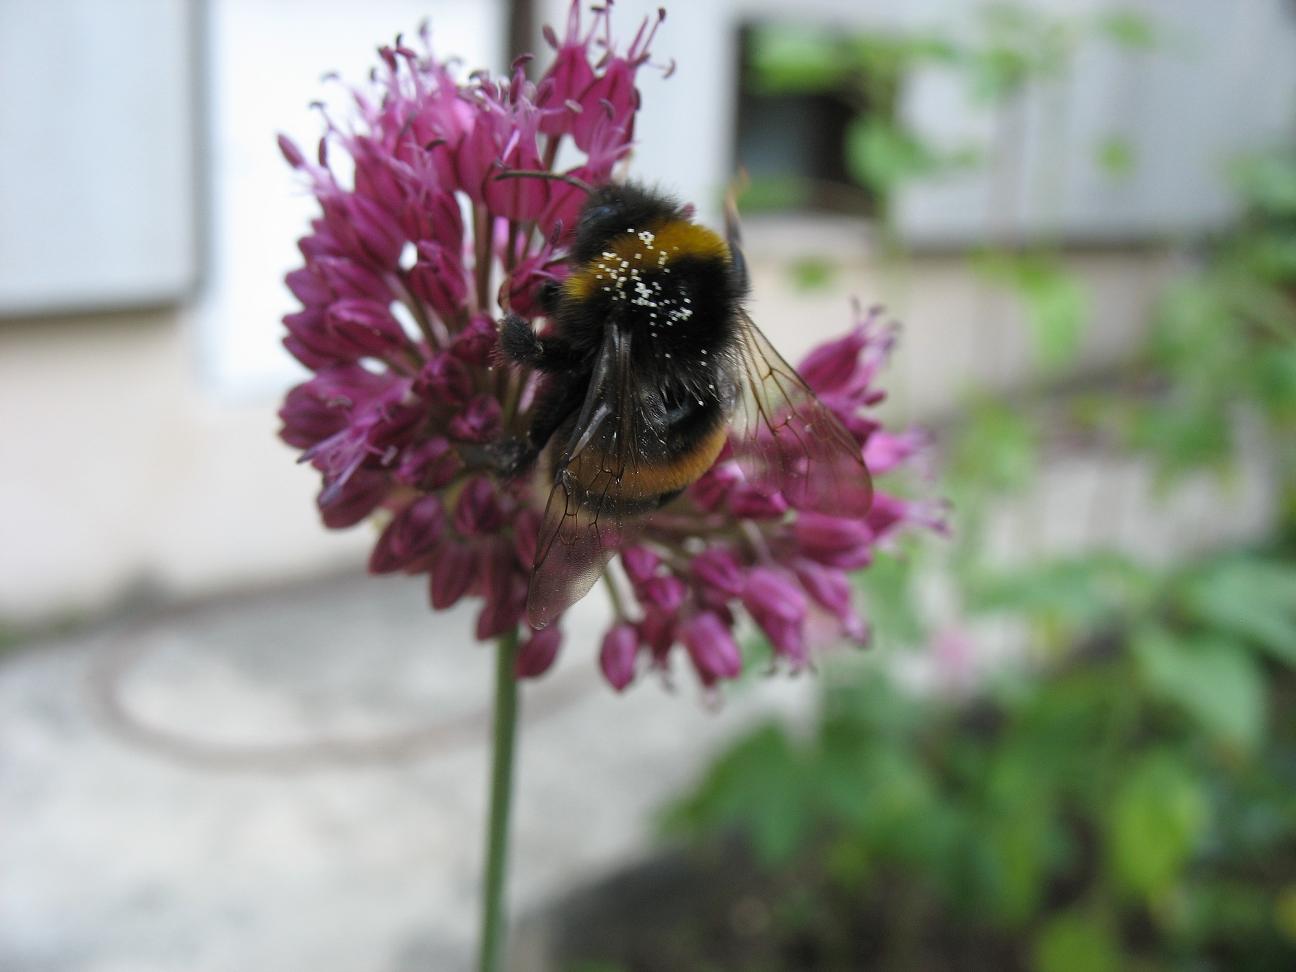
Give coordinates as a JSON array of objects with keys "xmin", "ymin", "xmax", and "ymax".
[{"xmin": 568, "ymin": 183, "xmax": 687, "ymax": 266}]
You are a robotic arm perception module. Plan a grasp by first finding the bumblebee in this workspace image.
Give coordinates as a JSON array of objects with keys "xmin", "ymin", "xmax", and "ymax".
[{"xmin": 499, "ymin": 183, "xmax": 871, "ymax": 628}]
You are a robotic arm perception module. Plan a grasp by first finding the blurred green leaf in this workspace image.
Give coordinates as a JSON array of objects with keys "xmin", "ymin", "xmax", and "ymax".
[
  {"xmin": 1133, "ymin": 626, "xmax": 1266, "ymax": 749},
  {"xmin": 947, "ymin": 397, "xmax": 1039, "ymax": 497},
  {"xmin": 1277, "ymin": 885, "xmax": 1296, "ymax": 945},
  {"xmin": 965, "ymin": 44, "xmax": 1034, "ymax": 101},
  {"xmin": 976, "ymin": 253, "xmax": 1088, "ymax": 368},
  {"xmin": 1126, "ymin": 402, "xmax": 1233, "ymax": 482},
  {"xmin": 1231, "ymin": 151, "xmax": 1296, "ymax": 218},
  {"xmin": 1108, "ymin": 752, "xmax": 1207, "ymax": 900},
  {"xmin": 965, "ymin": 554, "xmax": 1150, "ymax": 629},
  {"xmin": 788, "ymin": 256, "xmax": 837, "ymax": 291},
  {"xmin": 1147, "ymin": 276, "xmax": 1236, "ymax": 370},
  {"xmin": 1095, "ymin": 135, "xmax": 1135, "ymax": 179},
  {"xmin": 748, "ymin": 25, "xmax": 851, "ymax": 94},
  {"xmin": 1234, "ymin": 231, "xmax": 1296, "ymax": 285},
  {"xmin": 662, "ymin": 723, "xmax": 811, "ymax": 866},
  {"xmin": 737, "ymin": 632, "xmax": 775, "ymax": 677},
  {"xmin": 1095, "ymin": 10, "xmax": 1157, "ymax": 50},
  {"xmin": 976, "ymin": 749, "xmax": 1059, "ymax": 922},
  {"xmin": 1033, "ymin": 907, "xmax": 1125, "ymax": 972},
  {"xmin": 1176, "ymin": 558, "xmax": 1296, "ymax": 665},
  {"xmin": 1184, "ymin": 877, "xmax": 1287, "ymax": 946},
  {"xmin": 855, "ymin": 551, "xmax": 925, "ymax": 647},
  {"xmin": 844, "ymin": 117, "xmax": 939, "ymax": 195},
  {"xmin": 1256, "ymin": 342, "xmax": 1296, "ymax": 417},
  {"xmin": 738, "ymin": 175, "xmax": 814, "ymax": 213},
  {"xmin": 966, "ymin": 3, "xmax": 1076, "ymax": 100},
  {"xmin": 847, "ymin": 32, "xmax": 960, "ymax": 75}
]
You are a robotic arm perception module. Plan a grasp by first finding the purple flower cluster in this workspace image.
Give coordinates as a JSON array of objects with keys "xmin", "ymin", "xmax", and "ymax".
[{"xmin": 278, "ymin": 2, "xmax": 942, "ymax": 691}]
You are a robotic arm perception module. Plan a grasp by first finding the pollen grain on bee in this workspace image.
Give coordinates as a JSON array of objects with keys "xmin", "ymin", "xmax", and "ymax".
[{"xmin": 587, "ymin": 227, "xmax": 700, "ymax": 333}]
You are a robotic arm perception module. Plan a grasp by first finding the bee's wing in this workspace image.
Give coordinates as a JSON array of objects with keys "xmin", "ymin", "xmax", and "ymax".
[
  {"xmin": 527, "ymin": 325, "xmax": 648, "ymax": 629},
  {"xmin": 727, "ymin": 309, "xmax": 873, "ymax": 515}
]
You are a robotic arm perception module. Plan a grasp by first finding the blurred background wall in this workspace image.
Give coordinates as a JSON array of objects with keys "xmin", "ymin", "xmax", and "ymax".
[{"xmin": 1, "ymin": 0, "xmax": 1292, "ymax": 624}]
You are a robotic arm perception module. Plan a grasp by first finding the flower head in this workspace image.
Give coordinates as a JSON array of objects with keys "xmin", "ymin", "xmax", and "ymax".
[{"xmin": 279, "ymin": 4, "xmax": 940, "ymax": 692}]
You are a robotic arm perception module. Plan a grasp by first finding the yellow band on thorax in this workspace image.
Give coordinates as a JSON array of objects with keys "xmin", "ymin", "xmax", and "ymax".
[{"xmin": 563, "ymin": 220, "xmax": 730, "ymax": 303}]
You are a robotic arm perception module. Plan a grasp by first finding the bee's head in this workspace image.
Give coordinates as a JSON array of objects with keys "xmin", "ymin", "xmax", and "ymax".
[{"xmin": 571, "ymin": 183, "xmax": 687, "ymax": 265}]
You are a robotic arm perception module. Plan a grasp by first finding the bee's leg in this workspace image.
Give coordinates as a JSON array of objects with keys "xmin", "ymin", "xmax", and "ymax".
[
  {"xmin": 498, "ymin": 314, "xmax": 584, "ymax": 373},
  {"xmin": 538, "ymin": 280, "xmax": 563, "ymax": 316},
  {"xmin": 525, "ymin": 376, "xmax": 587, "ymax": 453},
  {"xmin": 491, "ymin": 374, "xmax": 587, "ymax": 478},
  {"xmin": 487, "ymin": 437, "xmax": 535, "ymax": 478}
]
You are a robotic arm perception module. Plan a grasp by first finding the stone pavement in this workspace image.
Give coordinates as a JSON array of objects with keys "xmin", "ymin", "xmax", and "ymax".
[{"xmin": 0, "ymin": 572, "xmax": 817, "ymax": 972}]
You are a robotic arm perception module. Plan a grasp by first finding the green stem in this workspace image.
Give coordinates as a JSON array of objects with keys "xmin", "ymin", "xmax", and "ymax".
[{"xmin": 478, "ymin": 628, "xmax": 520, "ymax": 972}]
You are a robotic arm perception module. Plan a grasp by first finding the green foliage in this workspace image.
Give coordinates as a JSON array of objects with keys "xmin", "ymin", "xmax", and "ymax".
[
  {"xmin": 667, "ymin": 548, "xmax": 1296, "ymax": 968},
  {"xmin": 1094, "ymin": 9, "xmax": 1157, "ymax": 51},
  {"xmin": 844, "ymin": 117, "xmax": 941, "ymax": 198},
  {"xmin": 976, "ymin": 252, "xmax": 1089, "ymax": 369},
  {"xmin": 1174, "ymin": 557, "xmax": 1296, "ymax": 665},
  {"xmin": 853, "ymin": 546, "xmax": 925, "ymax": 648},
  {"xmin": 1095, "ymin": 135, "xmax": 1135, "ymax": 180},
  {"xmin": 965, "ymin": 3, "xmax": 1078, "ymax": 101},
  {"xmin": 1107, "ymin": 752, "xmax": 1207, "ymax": 900},
  {"xmin": 737, "ymin": 175, "xmax": 814, "ymax": 214},
  {"xmin": 1232, "ymin": 149, "xmax": 1296, "ymax": 218},
  {"xmin": 747, "ymin": 25, "xmax": 858, "ymax": 95},
  {"xmin": 663, "ymin": 723, "xmax": 810, "ymax": 867},
  {"xmin": 965, "ymin": 553, "xmax": 1152, "ymax": 645},
  {"xmin": 1033, "ymin": 907, "xmax": 1124, "ymax": 972},
  {"xmin": 787, "ymin": 255, "xmax": 836, "ymax": 291},
  {"xmin": 1128, "ymin": 146, "xmax": 1296, "ymax": 505},
  {"xmin": 1133, "ymin": 626, "xmax": 1266, "ymax": 750},
  {"xmin": 945, "ymin": 397, "xmax": 1039, "ymax": 505}
]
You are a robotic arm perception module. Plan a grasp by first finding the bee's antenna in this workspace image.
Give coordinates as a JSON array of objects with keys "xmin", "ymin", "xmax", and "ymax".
[
  {"xmin": 492, "ymin": 169, "xmax": 594, "ymax": 195},
  {"xmin": 725, "ymin": 168, "xmax": 751, "ymax": 292}
]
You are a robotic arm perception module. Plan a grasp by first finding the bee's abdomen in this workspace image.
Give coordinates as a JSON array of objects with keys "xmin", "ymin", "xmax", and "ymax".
[{"xmin": 568, "ymin": 413, "xmax": 729, "ymax": 507}]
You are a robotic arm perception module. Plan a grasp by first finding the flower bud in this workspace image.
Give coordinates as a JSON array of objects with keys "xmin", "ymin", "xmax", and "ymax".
[
  {"xmin": 689, "ymin": 460, "xmax": 741, "ymax": 511},
  {"xmin": 369, "ymin": 496, "xmax": 445, "ymax": 574},
  {"xmin": 794, "ymin": 513, "xmax": 875, "ymax": 569},
  {"xmin": 742, "ymin": 568, "xmax": 808, "ymax": 664},
  {"xmin": 728, "ymin": 483, "xmax": 788, "ymax": 520},
  {"xmin": 599, "ymin": 622, "xmax": 638, "ymax": 691},
  {"xmin": 326, "ymin": 298, "xmax": 411, "ymax": 359},
  {"xmin": 517, "ymin": 626, "xmax": 563, "ymax": 678},
  {"xmin": 620, "ymin": 546, "xmax": 660, "ymax": 586},
  {"xmin": 418, "ymin": 353, "xmax": 473, "ymax": 406},
  {"xmin": 477, "ymin": 540, "xmax": 528, "ymax": 639},
  {"xmin": 450, "ymin": 314, "xmax": 499, "ymax": 366},
  {"xmin": 681, "ymin": 612, "xmax": 741, "ymax": 683},
  {"xmin": 395, "ymin": 436, "xmax": 461, "ymax": 491},
  {"xmin": 429, "ymin": 540, "xmax": 477, "ymax": 609},
  {"xmin": 793, "ymin": 560, "xmax": 867, "ymax": 643},
  {"xmin": 449, "ymin": 395, "xmax": 503, "ymax": 443},
  {"xmin": 318, "ymin": 469, "xmax": 388, "ymax": 529},
  {"xmin": 454, "ymin": 476, "xmax": 505, "ymax": 536},
  {"xmin": 636, "ymin": 574, "xmax": 686, "ymax": 614}
]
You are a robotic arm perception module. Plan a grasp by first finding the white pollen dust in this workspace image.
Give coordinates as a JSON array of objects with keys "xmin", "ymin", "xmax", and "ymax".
[{"xmin": 586, "ymin": 230, "xmax": 700, "ymax": 339}]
